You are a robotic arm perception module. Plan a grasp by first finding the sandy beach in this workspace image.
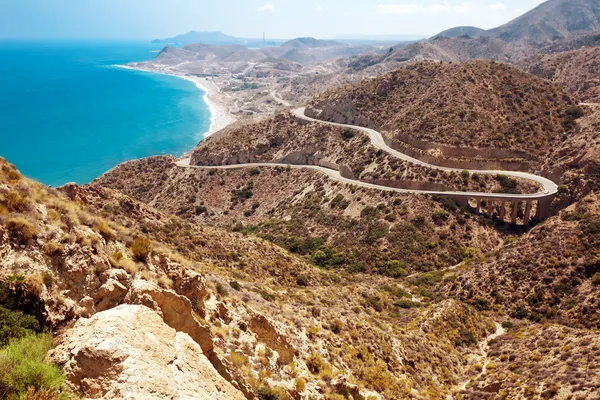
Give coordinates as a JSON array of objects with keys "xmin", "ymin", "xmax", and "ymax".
[
  {"xmin": 115, "ymin": 65, "xmax": 234, "ymax": 139},
  {"xmin": 177, "ymin": 74, "xmax": 233, "ymax": 136}
]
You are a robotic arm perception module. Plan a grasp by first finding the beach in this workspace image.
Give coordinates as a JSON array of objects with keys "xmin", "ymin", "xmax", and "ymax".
[
  {"xmin": 116, "ymin": 65, "xmax": 234, "ymax": 139},
  {"xmin": 179, "ymin": 75, "xmax": 233, "ymax": 135}
]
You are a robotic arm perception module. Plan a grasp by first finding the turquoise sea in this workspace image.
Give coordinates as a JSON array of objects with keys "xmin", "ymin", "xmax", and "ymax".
[{"xmin": 0, "ymin": 40, "xmax": 211, "ymax": 187}]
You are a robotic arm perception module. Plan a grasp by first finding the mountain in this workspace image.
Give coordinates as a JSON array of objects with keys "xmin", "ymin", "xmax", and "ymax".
[
  {"xmin": 307, "ymin": 60, "xmax": 576, "ymax": 159},
  {"xmin": 484, "ymin": 0, "xmax": 600, "ymax": 44},
  {"xmin": 520, "ymin": 45, "xmax": 600, "ymax": 102},
  {"xmin": 152, "ymin": 31, "xmax": 239, "ymax": 44},
  {"xmin": 0, "ymin": 155, "xmax": 507, "ymax": 399},
  {"xmin": 152, "ymin": 30, "xmax": 285, "ymax": 46},
  {"xmin": 281, "ymin": 37, "xmax": 342, "ymax": 49},
  {"xmin": 431, "ymin": 26, "xmax": 485, "ymax": 39},
  {"xmin": 91, "ymin": 56, "xmax": 600, "ymax": 399}
]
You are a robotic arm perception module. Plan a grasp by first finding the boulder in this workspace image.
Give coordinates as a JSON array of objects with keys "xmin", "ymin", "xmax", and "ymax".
[{"xmin": 53, "ymin": 304, "xmax": 246, "ymax": 400}]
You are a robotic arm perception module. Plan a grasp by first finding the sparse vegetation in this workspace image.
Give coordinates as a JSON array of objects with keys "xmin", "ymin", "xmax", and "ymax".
[{"xmin": 130, "ymin": 237, "xmax": 152, "ymax": 262}]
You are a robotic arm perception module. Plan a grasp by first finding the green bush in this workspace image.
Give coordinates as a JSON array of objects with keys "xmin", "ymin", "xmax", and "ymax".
[
  {"xmin": 0, "ymin": 333, "xmax": 64, "ymax": 400},
  {"xmin": 0, "ymin": 280, "xmax": 42, "ymax": 347},
  {"xmin": 496, "ymin": 174, "xmax": 519, "ymax": 194},
  {"xmin": 432, "ymin": 209, "xmax": 449, "ymax": 224},
  {"xmin": 394, "ymin": 299, "xmax": 421, "ymax": 309},
  {"xmin": 376, "ymin": 260, "xmax": 408, "ymax": 278},
  {"xmin": 343, "ymin": 129, "xmax": 355, "ymax": 140},
  {"xmin": 0, "ymin": 307, "xmax": 40, "ymax": 348}
]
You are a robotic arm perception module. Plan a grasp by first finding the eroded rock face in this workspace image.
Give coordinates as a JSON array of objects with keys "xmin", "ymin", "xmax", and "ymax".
[
  {"xmin": 248, "ymin": 314, "xmax": 296, "ymax": 365},
  {"xmin": 53, "ymin": 304, "xmax": 245, "ymax": 400}
]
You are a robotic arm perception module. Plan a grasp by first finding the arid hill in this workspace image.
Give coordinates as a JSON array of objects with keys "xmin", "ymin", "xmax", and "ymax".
[
  {"xmin": 348, "ymin": 37, "xmax": 533, "ymax": 70},
  {"xmin": 189, "ymin": 112, "xmax": 539, "ymax": 194},
  {"xmin": 307, "ymin": 60, "xmax": 578, "ymax": 162},
  {"xmin": 431, "ymin": 26, "xmax": 484, "ymax": 39},
  {"xmin": 1, "ymin": 156, "xmax": 520, "ymax": 399},
  {"xmin": 438, "ymin": 192, "xmax": 600, "ymax": 329},
  {"xmin": 94, "ymin": 155, "xmax": 505, "ymax": 278},
  {"xmin": 520, "ymin": 45, "xmax": 600, "ymax": 102},
  {"xmin": 484, "ymin": 0, "xmax": 600, "ymax": 44}
]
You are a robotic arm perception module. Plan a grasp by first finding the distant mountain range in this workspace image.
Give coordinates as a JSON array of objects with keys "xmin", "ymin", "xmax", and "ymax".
[
  {"xmin": 151, "ymin": 31, "xmax": 286, "ymax": 47},
  {"xmin": 152, "ymin": 31, "xmax": 420, "ymax": 48}
]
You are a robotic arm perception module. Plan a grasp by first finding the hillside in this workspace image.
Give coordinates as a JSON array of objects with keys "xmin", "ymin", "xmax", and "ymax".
[
  {"xmin": 92, "ymin": 111, "xmax": 600, "ymax": 400},
  {"xmin": 438, "ymin": 192, "xmax": 600, "ymax": 329},
  {"xmin": 307, "ymin": 60, "xmax": 578, "ymax": 162},
  {"xmin": 281, "ymin": 37, "xmax": 342, "ymax": 49},
  {"xmin": 348, "ymin": 37, "xmax": 533, "ymax": 71},
  {"xmin": 94, "ymin": 155, "xmax": 506, "ymax": 278},
  {"xmin": 431, "ymin": 26, "xmax": 484, "ymax": 39},
  {"xmin": 189, "ymin": 112, "xmax": 540, "ymax": 193},
  {"xmin": 520, "ymin": 45, "xmax": 600, "ymax": 102},
  {"xmin": 484, "ymin": 0, "xmax": 600, "ymax": 44},
  {"xmin": 1, "ymin": 156, "xmax": 528, "ymax": 399}
]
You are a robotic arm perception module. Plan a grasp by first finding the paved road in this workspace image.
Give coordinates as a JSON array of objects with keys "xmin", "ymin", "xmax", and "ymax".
[{"xmin": 178, "ymin": 107, "xmax": 559, "ymax": 201}]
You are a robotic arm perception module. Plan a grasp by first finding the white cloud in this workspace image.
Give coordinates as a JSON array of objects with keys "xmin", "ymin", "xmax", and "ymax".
[
  {"xmin": 258, "ymin": 3, "xmax": 275, "ymax": 12},
  {"xmin": 376, "ymin": 2, "xmax": 478, "ymax": 15},
  {"xmin": 490, "ymin": 3, "xmax": 505, "ymax": 10},
  {"xmin": 316, "ymin": 5, "xmax": 324, "ymax": 12}
]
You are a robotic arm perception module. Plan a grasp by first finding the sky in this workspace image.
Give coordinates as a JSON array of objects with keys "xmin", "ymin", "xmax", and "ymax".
[{"xmin": 1, "ymin": 0, "xmax": 546, "ymax": 40}]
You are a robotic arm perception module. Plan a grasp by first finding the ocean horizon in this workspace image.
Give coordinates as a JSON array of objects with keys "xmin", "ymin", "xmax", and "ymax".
[{"xmin": 0, "ymin": 40, "xmax": 212, "ymax": 187}]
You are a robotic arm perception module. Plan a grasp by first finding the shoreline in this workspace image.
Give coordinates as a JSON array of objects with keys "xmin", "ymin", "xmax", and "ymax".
[{"xmin": 113, "ymin": 64, "xmax": 233, "ymax": 144}]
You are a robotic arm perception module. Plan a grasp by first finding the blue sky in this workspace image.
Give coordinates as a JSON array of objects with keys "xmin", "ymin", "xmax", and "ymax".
[{"xmin": 1, "ymin": 0, "xmax": 545, "ymax": 40}]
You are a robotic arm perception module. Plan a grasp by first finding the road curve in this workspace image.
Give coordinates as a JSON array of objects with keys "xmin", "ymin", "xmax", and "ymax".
[{"xmin": 177, "ymin": 107, "xmax": 559, "ymax": 201}]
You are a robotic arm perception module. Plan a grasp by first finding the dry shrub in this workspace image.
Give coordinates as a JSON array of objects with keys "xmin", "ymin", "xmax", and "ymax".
[
  {"xmin": 6, "ymin": 170, "xmax": 21, "ymax": 182},
  {"xmin": 230, "ymin": 352, "xmax": 248, "ymax": 367},
  {"xmin": 25, "ymin": 275, "xmax": 45, "ymax": 298},
  {"xmin": 7, "ymin": 191, "xmax": 32, "ymax": 213},
  {"xmin": 43, "ymin": 242, "xmax": 62, "ymax": 257},
  {"xmin": 96, "ymin": 220, "xmax": 115, "ymax": 241},
  {"xmin": 5, "ymin": 217, "xmax": 38, "ymax": 244},
  {"xmin": 157, "ymin": 275, "xmax": 173, "ymax": 289},
  {"xmin": 295, "ymin": 378, "xmax": 306, "ymax": 392},
  {"xmin": 130, "ymin": 237, "xmax": 152, "ymax": 262},
  {"xmin": 111, "ymin": 251, "xmax": 138, "ymax": 276}
]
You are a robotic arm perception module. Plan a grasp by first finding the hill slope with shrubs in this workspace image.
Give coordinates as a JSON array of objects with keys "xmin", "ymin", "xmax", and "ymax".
[
  {"xmin": 438, "ymin": 193, "xmax": 600, "ymax": 329},
  {"xmin": 307, "ymin": 60, "xmax": 578, "ymax": 162},
  {"xmin": 189, "ymin": 112, "xmax": 539, "ymax": 194},
  {"xmin": 94, "ymin": 155, "xmax": 506, "ymax": 278},
  {"xmin": 520, "ymin": 45, "xmax": 600, "ymax": 102},
  {"xmin": 1, "ymin": 156, "xmax": 516, "ymax": 399}
]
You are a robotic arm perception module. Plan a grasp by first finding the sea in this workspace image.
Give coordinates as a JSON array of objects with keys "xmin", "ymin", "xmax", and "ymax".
[{"xmin": 0, "ymin": 40, "xmax": 211, "ymax": 187}]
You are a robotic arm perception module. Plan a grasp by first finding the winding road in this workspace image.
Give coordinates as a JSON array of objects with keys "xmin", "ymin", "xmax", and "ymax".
[{"xmin": 178, "ymin": 107, "xmax": 558, "ymax": 215}]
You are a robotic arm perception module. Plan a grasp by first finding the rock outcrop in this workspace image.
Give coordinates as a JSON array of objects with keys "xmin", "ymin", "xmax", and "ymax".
[{"xmin": 53, "ymin": 304, "xmax": 246, "ymax": 400}]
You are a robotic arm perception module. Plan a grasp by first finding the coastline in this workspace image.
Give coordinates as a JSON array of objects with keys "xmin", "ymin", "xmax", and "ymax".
[{"xmin": 113, "ymin": 65, "xmax": 233, "ymax": 141}]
